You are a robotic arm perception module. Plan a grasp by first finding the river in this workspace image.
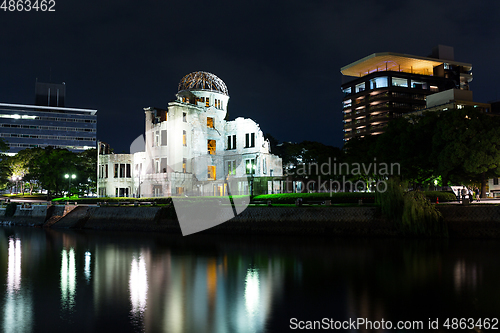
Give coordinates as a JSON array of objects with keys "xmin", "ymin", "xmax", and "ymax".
[{"xmin": 1, "ymin": 226, "xmax": 499, "ymax": 332}]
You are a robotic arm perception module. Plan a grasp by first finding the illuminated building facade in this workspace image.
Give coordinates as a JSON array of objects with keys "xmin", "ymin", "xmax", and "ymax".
[
  {"xmin": 0, "ymin": 103, "xmax": 97, "ymax": 154},
  {"xmin": 341, "ymin": 45, "xmax": 473, "ymax": 140},
  {"xmin": 98, "ymin": 71, "xmax": 282, "ymax": 197}
]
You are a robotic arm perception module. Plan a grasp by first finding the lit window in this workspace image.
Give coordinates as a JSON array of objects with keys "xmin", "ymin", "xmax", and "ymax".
[
  {"xmin": 208, "ymin": 166, "xmax": 216, "ymax": 180},
  {"xmin": 183, "ymin": 130, "xmax": 187, "ymax": 146},
  {"xmin": 342, "ymin": 87, "xmax": 352, "ymax": 96},
  {"xmin": 392, "ymin": 77, "xmax": 408, "ymax": 87},
  {"xmin": 206, "ymin": 98, "xmax": 209, "ymax": 108},
  {"xmin": 369, "ymin": 77, "xmax": 388, "ymax": 89},
  {"xmin": 182, "ymin": 158, "xmax": 187, "ymax": 173},
  {"xmin": 208, "ymin": 140, "xmax": 216, "ymax": 155},
  {"xmin": 227, "ymin": 160, "xmax": 236, "ymax": 175},
  {"xmin": 355, "ymin": 82, "xmax": 365, "ymax": 93},
  {"xmin": 246, "ymin": 159, "xmax": 256, "ymax": 174},
  {"xmin": 207, "ymin": 117, "xmax": 214, "ymax": 128}
]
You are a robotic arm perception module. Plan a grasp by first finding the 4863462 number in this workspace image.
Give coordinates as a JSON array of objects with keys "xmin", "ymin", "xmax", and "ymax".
[{"xmin": 1, "ymin": 0, "xmax": 55, "ymax": 11}]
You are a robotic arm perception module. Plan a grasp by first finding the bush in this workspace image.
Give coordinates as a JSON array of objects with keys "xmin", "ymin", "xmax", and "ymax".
[
  {"xmin": 5, "ymin": 202, "xmax": 18, "ymax": 217},
  {"xmin": 253, "ymin": 192, "xmax": 376, "ymax": 204},
  {"xmin": 402, "ymin": 191, "xmax": 447, "ymax": 236},
  {"xmin": 375, "ymin": 178, "xmax": 404, "ymax": 223}
]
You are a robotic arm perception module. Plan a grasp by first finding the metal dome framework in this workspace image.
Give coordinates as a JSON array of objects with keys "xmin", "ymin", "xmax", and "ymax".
[{"xmin": 178, "ymin": 71, "xmax": 229, "ymax": 96}]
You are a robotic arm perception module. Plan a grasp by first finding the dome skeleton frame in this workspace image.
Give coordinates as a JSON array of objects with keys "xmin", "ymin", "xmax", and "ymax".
[{"xmin": 178, "ymin": 71, "xmax": 229, "ymax": 96}]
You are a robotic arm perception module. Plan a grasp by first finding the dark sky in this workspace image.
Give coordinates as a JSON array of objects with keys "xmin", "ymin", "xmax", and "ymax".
[{"xmin": 2, "ymin": 0, "xmax": 500, "ymax": 153}]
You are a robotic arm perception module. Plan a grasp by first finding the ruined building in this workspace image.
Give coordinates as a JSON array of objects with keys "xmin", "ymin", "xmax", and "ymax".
[{"xmin": 97, "ymin": 71, "xmax": 282, "ymax": 197}]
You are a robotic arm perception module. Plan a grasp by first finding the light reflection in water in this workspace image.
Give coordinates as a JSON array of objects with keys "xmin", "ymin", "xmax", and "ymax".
[
  {"xmin": 3, "ymin": 237, "xmax": 33, "ymax": 333},
  {"xmin": 84, "ymin": 251, "xmax": 91, "ymax": 283},
  {"xmin": 245, "ymin": 268, "xmax": 260, "ymax": 318},
  {"xmin": 60, "ymin": 248, "xmax": 77, "ymax": 311},
  {"xmin": 7, "ymin": 238, "xmax": 21, "ymax": 293},
  {"xmin": 129, "ymin": 254, "xmax": 148, "ymax": 315}
]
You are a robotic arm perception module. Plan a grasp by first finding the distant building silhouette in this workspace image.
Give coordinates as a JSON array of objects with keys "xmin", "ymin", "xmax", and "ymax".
[{"xmin": 35, "ymin": 81, "xmax": 66, "ymax": 107}]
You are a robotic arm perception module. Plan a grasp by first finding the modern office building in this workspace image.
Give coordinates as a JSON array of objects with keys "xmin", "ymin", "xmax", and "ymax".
[
  {"xmin": 0, "ymin": 82, "xmax": 97, "ymax": 154},
  {"xmin": 97, "ymin": 71, "xmax": 282, "ymax": 197},
  {"xmin": 341, "ymin": 45, "xmax": 473, "ymax": 141}
]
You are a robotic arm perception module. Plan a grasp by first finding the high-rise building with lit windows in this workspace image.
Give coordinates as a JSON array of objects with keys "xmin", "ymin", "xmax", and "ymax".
[
  {"xmin": 0, "ymin": 82, "xmax": 97, "ymax": 154},
  {"xmin": 0, "ymin": 103, "xmax": 97, "ymax": 154},
  {"xmin": 341, "ymin": 45, "xmax": 473, "ymax": 141}
]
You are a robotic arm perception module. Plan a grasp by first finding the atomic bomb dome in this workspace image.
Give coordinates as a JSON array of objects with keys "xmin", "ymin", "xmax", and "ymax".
[{"xmin": 178, "ymin": 71, "xmax": 229, "ymax": 96}]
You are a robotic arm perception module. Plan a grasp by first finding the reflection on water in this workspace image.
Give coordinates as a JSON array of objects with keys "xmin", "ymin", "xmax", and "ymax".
[
  {"xmin": 0, "ymin": 227, "xmax": 500, "ymax": 332},
  {"xmin": 60, "ymin": 248, "xmax": 76, "ymax": 311},
  {"xmin": 84, "ymin": 251, "xmax": 91, "ymax": 284},
  {"xmin": 129, "ymin": 253, "xmax": 148, "ymax": 317},
  {"xmin": 4, "ymin": 237, "xmax": 32, "ymax": 333}
]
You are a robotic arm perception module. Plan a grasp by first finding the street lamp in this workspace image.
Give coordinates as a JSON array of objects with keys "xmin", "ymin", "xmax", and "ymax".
[{"xmin": 65, "ymin": 174, "xmax": 76, "ymax": 197}]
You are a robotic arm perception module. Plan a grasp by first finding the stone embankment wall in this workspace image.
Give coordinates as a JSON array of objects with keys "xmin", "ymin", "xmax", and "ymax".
[{"xmin": 2, "ymin": 204, "xmax": 500, "ymax": 238}]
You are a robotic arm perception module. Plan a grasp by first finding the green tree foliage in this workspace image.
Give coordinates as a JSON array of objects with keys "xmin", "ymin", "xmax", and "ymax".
[
  {"xmin": 27, "ymin": 147, "xmax": 79, "ymax": 198},
  {"xmin": 402, "ymin": 190, "xmax": 446, "ymax": 236},
  {"xmin": 8, "ymin": 148, "xmax": 43, "ymax": 194},
  {"xmin": 346, "ymin": 108, "xmax": 500, "ymax": 197},
  {"xmin": 0, "ymin": 139, "xmax": 11, "ymax": 189},
  {"xmin": 433, "ymin": 108, "xmax": 500, "ymax": 195},
  {"xmin": 76, "ymin": 148, "xmax": 97, "ymax": 195}
]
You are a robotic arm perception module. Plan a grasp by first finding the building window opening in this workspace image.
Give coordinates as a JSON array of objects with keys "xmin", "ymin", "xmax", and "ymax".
[
  {"xmin": 182, "ymin": 158, "xmax": 187, "ymax": 173},
  {"xmin": 355, "ymin": 82, "xmax": 365, "ymax": 93},
  {"xmin": 183, "ymin": 112, "xmax": 187, "ymax": 122},
  {"xmin": 206, "ymin": 97, "xmax": 209, "ymax": 108},
  {"xmin": 392, "ymin": 77, "xmax": 408, "ymax": 87},
  {"xmin": 207, "ymin": 117, "xmax": 214, "ymax": 128},
  {"xmin": 114, "ymin": 164, "xmax": 118, "ymax": 178},
  {"xmin": 208, "ymin": 165, "xmax": 216, "ymax": 180},
  {"xmin": 369, "ymin": 77, "xmax": 388, "ymax": 89},
  {"xmin": 411, "ymin": 80, "xmax": 428, "ymax": 89},
  {"xmin": 246, "ymin": 159, "xmax": 256, "ymax": 174},
  {"xmin": 208, "ymin": 139, "xmax": 216, "ymax": 155},
  {"xmin": 227, "ymin": 134, "xmax": 236, "ymax": 150},
  {"xmin": 227, "ymin": 160, "xmax": 236, "ymax": 175},
  {"xmin": 245, "ymin": 133, "xmax": 255, "ymax": 148},
  {"xmin": 183, "ymin": 130, "xmax": 187, "ymax": 146},
  {"xmin": 342, "ymin": 87, "xmax": 352, "ymax": 97}
]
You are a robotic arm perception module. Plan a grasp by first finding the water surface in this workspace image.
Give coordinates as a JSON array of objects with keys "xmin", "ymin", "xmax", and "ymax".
[{"xmin": 1, "ymin": 226, "xmax": 500, "ymax": 332}]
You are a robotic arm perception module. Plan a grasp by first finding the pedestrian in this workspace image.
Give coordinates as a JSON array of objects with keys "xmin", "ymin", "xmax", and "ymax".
[
  {"xmin": 456, "ymin": 189, "xmax": 461, "ymax": 202},
  {"xmin": 469, "ymin": 188, "xmax": 474, "ymax": 203},
  {"xmin": 461, "ymin": 186, "xmax": 467, "ymax": 202},
  {"xmin": 475, "ymin": 187, "xmax": 481, "ymax": 202}
]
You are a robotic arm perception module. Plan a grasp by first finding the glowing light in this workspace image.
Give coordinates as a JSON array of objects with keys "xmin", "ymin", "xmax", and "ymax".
[
  {"xmin": 84, "ymin": 251, "xmax": 91, "ymax": 283},
  {"xmin": 129, "ymin": 254, "xmax": 148, "ymax": 315},
  {"xmin": 7, "ymin": 238, "xmax": 22, "ymax": 293},
  {"xmin": 60, "ymin": 248, "xmax": 76, "ymax": 310},
  {"xmin": 244, "ymin": 268, "xmax": 260, "ymax": 317}
]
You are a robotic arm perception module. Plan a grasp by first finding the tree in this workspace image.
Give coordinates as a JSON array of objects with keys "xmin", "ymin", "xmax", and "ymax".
[
  {"xmin": 28, "ymin": 147, "xmax": 79, "ymax": 198},
  {"xmin": 433, "ymin": 107, "xmax": 500, "ymax": 197},
  {"xmin": 75, "ymin": 148, "xmax": 97, "ymax": 196},
  {"xmin": 0, "ymin": 139, "xmax": 11, "ymax": 190}
]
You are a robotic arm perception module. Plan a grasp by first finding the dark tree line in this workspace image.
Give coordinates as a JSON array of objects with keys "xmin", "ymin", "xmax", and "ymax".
[{"xmin": 267, "ymin": 107, "xmax": 500, "ymax": 197}]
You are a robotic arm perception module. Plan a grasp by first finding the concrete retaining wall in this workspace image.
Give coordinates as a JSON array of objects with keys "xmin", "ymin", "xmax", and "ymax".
[{"xmin": 3, "ymin": 204, "xmax": 500, "ymax": 238}]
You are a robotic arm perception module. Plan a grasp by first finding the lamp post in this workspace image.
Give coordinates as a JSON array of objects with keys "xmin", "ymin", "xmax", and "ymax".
[{"xmin": 65, "ymin": 174, "xmax": 76, "ymax": 197}]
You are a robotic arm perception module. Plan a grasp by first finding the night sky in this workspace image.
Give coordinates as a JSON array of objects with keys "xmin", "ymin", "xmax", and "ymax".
[{"xmin": 2, "ymin": 0, "xmax": 500, "ymax": 153}]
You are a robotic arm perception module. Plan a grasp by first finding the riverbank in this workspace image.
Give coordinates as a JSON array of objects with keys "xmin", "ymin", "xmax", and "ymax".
[{"xmin": 2, "ymin": 203, "xmax": 500, "ymax": 238}]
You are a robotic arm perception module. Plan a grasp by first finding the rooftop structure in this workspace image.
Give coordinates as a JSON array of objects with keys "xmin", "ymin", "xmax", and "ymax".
[{"xmin": 341, "ymin": 46, "xmax": 473, "ymax": 140}]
